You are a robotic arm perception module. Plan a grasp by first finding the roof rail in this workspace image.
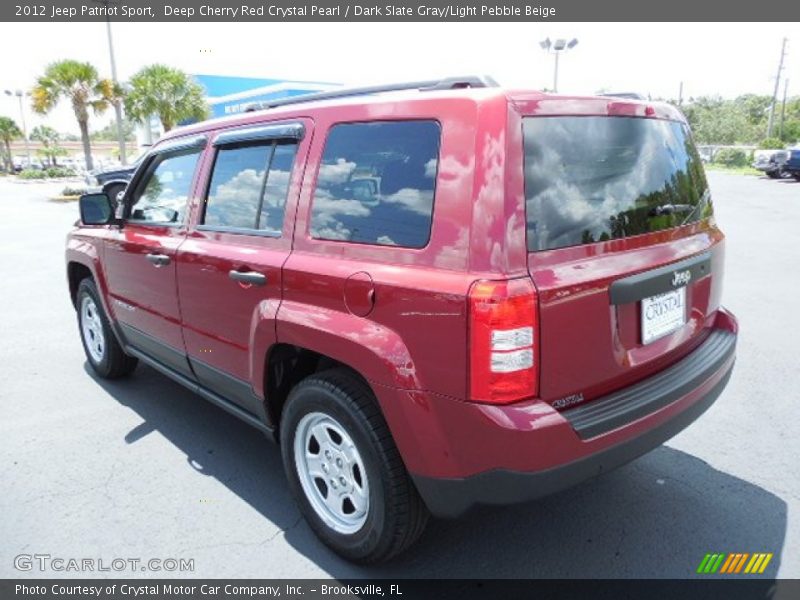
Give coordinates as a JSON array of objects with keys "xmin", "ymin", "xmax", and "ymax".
[{"xmin": 244, "ymin": 75, "xmax": 499, "ymax": 112}]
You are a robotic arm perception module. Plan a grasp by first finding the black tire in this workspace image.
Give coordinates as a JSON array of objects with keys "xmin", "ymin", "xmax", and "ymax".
[
  {"xmin": 76, "ymin": 278, "xmax": 138, "ymax": 378},
  {"xmin": 794, "ymin": 174, "xmax": 800, "ymax": 182},
  {"xmin": 767, "ymin": 171, "xmax": 781, "ymax": 179},
  {"xmin": 280, "ymin": 369, "xmax": 429, "ymax": 563}
]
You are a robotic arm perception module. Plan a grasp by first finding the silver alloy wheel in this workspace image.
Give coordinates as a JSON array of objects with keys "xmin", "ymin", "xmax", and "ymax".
[
  {"xmin": 80, "ymin": 296, "xmax": 105, "ymax": 363},
  {"xmin": 294, "ymin": 412, "xmax": 370, "ymax": 534}
]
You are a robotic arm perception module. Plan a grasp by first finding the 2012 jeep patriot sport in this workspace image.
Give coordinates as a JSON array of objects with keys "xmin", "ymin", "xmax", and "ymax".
[{"xmin": 67, "ymin": 77, "xmax": 738, "ymax": 563}]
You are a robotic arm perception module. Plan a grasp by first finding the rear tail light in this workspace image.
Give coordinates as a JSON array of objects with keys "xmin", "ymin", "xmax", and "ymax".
[{"xmin": 468, "ymin": 278, "xmax": 539, "ymax": 404}]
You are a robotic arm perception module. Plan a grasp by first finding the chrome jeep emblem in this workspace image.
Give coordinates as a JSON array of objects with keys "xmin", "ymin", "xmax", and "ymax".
[{"xmin": 671, "ymin": 269, "xmax": 692, "ymax": 287}]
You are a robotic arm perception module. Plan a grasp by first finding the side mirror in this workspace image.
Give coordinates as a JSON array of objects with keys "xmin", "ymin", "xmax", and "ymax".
[{"xmin": 79, "ymin": 193, "xmax": 115, "ymax": 225}]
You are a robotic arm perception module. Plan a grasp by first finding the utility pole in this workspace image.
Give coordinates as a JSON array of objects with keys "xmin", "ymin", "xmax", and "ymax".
[
  {"xmin": 4, "ymin": 89, "xmax": 31, "ymax": 166},
  {"xmin": 767, "ymin": 37, "xmax": 788, "ymax": 139},
  {"xmin": 779, "ymin": 79, "xmax": 789, "ymax": 141},
  {"xmin": 96, "ymin": 0, "xmax": 126, "ymax": 165},
  {"xmin": 678, "ymin": 81, "xmax": 684, "ymax": 106}
]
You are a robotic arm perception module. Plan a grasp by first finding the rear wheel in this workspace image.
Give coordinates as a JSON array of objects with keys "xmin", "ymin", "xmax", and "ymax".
[
  {"xmin": 77, "ymin": 278, "xmax": 138, "ymax": 378},
  {"xmin": 280, "ymin": 369, "xmax": 429, "ymax": 563},
  {"xmin": 767, "ymin": 171, "xmax": 781, "ymax": 179}
]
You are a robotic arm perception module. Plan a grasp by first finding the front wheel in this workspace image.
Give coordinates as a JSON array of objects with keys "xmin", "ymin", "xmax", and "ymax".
[
  {"xmin": 77, "ymin": 278, "xmax": 138, "ymax": 378},
  {"xmin": 280, "ymin": 369, "xmax": 429, "ymax": 563}
]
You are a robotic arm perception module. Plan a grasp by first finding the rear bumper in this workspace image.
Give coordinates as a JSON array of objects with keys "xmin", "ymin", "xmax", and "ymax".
[{"xmin": 403, "ymin": 309, "xmax": 738, "ymax": 518}]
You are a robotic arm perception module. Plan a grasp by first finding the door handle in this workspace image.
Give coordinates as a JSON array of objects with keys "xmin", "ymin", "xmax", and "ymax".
[
  {"xmin": 229, "ymin": 270, "xmax": 267, "ymax": 286},
  {"xmin": 145, "ymin": 253, "xmax": 171, "ymax": 267}
]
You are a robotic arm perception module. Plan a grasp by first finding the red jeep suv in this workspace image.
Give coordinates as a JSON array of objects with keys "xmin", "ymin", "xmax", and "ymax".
[{"xmin": 67, "ymin": 77, "xmax": 738, "ymax": 563}]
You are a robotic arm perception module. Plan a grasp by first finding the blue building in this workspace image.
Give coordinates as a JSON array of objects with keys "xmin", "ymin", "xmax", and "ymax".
[{"xmin": 194, "ymin": 74, "xmax": 339, "ymax": 118}]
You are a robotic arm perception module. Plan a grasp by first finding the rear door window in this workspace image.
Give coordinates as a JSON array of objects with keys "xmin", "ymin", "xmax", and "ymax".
[
  {"xmin": 309, "ymin": 120, "xmax": 440, "ymax": 248},
  {"xmin": 204, "ymin": 141, "xmax": 298, "ymax": 235},
  {"xmin": 523, "ymin": 116, "xmax": 710, "ymax": 251}
]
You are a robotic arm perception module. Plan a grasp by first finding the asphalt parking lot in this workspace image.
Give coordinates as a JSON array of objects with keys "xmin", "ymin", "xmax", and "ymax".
[{"xmin": 1, "ymin": 171, "xmax": 798, "ymax": 579}]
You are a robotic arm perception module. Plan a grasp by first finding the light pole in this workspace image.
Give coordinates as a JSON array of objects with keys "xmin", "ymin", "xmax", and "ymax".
[
  {"xmin": 4, "ymin": 89, "xmax": 32, "ymax": 166},
  {"xmin": 539, "ymin": 38, "xmax": 578, "ymax": 93},
  {"xmin": 95, "ymin": 0, "xmax": 127, "ymax": 164},
  {"xmin": 766, "ymin": 37, "xmax": 788, "ymax": 139}
]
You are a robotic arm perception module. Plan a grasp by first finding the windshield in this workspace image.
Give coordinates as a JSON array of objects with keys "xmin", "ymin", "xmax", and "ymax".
[{"xmin": 523, "ymin": 116, "xmax": 710, "ymax": 252}]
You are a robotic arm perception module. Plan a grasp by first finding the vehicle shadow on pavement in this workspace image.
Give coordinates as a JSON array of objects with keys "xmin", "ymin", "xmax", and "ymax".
[{"xmin": 89, "ymin": 363, "xmax": 786, "ymax": 579}]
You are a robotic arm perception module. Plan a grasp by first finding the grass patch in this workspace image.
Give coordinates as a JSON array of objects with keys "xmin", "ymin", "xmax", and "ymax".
[{"xmin": 704, "ymin": 164, "xmax": 762, "ymax": 176}]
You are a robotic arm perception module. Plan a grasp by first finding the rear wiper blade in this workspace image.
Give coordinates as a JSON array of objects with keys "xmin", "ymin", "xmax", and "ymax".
[
  {"xmin": 648, "ymin": 203, "xmax": 693, "ymax": 216},
  {"xmin": 679, "ymin": 189, "xmax": 712, "ymax": 226}
]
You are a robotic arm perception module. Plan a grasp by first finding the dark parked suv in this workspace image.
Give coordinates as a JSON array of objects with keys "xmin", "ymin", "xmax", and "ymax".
[{"xmin": 67, "ymin": 77, "xmax": 738, "ymax": 563}]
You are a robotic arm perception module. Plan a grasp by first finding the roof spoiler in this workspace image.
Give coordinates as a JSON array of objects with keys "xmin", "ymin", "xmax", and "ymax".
[{"xmin": 597, "ymin": 92, "xmax": 647, "ymax": 100}]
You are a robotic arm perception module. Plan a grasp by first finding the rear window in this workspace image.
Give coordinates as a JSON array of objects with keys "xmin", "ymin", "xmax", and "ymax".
[
  {"xmin": 523, "ymin": 116, "xmax": 710, "ymax": 252},
  {"xmin": 309, "ymin": 120, "xmax": 440, "ymax": 248}
]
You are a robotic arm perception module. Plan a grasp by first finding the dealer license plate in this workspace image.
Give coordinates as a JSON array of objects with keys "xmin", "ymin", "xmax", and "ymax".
[{"xmin": 641, "ymin": 287, "xmax": 686, "ymax": 344}]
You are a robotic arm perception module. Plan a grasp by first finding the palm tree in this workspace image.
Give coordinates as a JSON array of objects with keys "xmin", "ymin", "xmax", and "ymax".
[
  {"xmin": 0, "ymin": 116, "xmax": 22, "ymax": 173},
  {"xmin": 31, "ymin": 60, "xmax": 116, "ymax": 171},
  {"xmin": 124, "ymin": 64, "xmax": 209, "ymax": 133},
  {"xmin": 30, "ymin": 125, "xmax": 64, "ymax": 166}
]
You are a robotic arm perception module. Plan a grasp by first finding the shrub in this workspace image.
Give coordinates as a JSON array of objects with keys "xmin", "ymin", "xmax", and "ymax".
[
  {"xmin": 758, "ymin": 137, "xmax": 785, "ymax": 150},
  {"xmin": 18, "ymin": 169, "xmax": 46, "ymax": 179},
  {"xmin": 713, "ymin": 148, "xmax": 749, "ymax": 167},
  {"xmin": 45, "ymin": 167, "xmax": 77, "ymax": 178},
  {"xmin": 61, "ymin": 186, "xmax": 88, "ymax": 196}
]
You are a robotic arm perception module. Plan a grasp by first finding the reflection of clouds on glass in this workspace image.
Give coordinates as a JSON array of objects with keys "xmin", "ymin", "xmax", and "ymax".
[
  {"xmin": 206, "ymin": 168, "xmax": 263, "ymax": 227},
  {"xmin": 319, "ymin": 158, "xmax": 357, "ymax": 184},
  {"xmin": 133, "ymin": 151, "xmax": 199, "ymax": 223},
  {"xmin": 262, "ymin": 169, "xmax": 290, "ymax": 205},
  {"xmin": 382, "ymin": 188, "xmax": 434, "ymax": 215},
  {"xmin": 524, "ymin": 117, "xmax": 706, "ymax": 251},
  {"xmin": 259, "ymin": 143, "xmax": 297, "ymax": 234},
  {"xmin": 424, "ymin": 158, "xmax": 438, "ymax": 178},
  {"xmin": 309, "ymin": 121, "xmax": 440, "ymax": 247},
  {"xmin": 309, "ymin": 189, "xmax": 372, "ymax": 241},
  {"xmin": 202, "ymin": 142, "xmax": 297, "ymax": 232}
]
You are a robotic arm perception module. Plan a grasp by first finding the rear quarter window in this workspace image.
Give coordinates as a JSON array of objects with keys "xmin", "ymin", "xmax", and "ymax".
[
  {"xmin": 309, "ymin": 120, "xmax": 440, "ymax": 248},
  {"xmin": 523, "ymin": 116, "xmax": 710, "ymax": 252}
]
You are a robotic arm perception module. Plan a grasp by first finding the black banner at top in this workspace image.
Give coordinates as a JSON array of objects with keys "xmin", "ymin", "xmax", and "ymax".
[{"xmin": 2, "ymin": 0, "xmax": 800, "ymax": 22}]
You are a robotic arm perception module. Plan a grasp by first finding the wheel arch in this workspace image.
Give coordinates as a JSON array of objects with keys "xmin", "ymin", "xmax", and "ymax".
[{"xmin": 263, "ymin": 342, "xmax": 371, "ymax": 439}]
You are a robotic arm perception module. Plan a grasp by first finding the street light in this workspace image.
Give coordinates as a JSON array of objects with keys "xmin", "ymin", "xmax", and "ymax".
[
  {"xmin": 94, "ymin": 0, "xmax": 127, "ymax": 165},
  {"xmin": 4, "ymin": 89, "xmax": 32, "ymax": 166},
  {"xmin": 539, "ymin": 37, "xmax": 578, "ymax": 93}
]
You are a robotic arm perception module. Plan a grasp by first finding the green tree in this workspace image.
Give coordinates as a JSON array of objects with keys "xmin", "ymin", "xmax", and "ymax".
[
  {"xmin": 124, "ymin": 64, "xmax": 209, "ymax": 133},
  {"xmin": 91, "ymin": 118, "xmax": 135, "ymax": 142},
  {"xmin": 30, "ymin": 125, "xmax": 64, "ymax": 166},
  {"xmin": 759, "ymin": 137, "xmax": 785, "ymax": 150},
  {"xmin": 31, "ymin": 60, "xmax": 117, "ymax": 171},
  {"xmin": 676, "ymin": 93, "xmax": 800, "ymax": 146},
  {"xmin": 0, "ymin": 116, "xmax": 22, "ymax": 173}
]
